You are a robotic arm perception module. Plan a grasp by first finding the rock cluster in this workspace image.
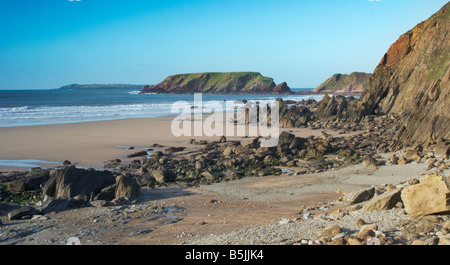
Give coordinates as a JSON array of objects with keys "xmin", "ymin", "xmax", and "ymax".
[
  {"xmin": 2, "ymin": 165, "xmax": 141, "ymax": 221},
  {"xmin": 292, "ymin": 172, "xmax": 450, "ymax": 245}
]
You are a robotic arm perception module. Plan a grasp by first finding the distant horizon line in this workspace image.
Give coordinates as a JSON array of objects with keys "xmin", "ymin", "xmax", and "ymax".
[{"xmin": 0, "ymin": 87, "xmax": 316, "ymax": 91}]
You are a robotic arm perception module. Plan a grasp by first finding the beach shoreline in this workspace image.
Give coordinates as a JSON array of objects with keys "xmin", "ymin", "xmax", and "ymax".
[{"xmin": 0, "ymin": 114, "xmax": 358, "ymax": 171}]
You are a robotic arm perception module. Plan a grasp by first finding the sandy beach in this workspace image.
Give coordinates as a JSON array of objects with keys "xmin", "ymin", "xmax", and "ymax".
[
  {"xmin": 0, "ymin": 115, "xmax": 449, "ymax": 246},
  {"xmin": 0, "ymin": 115, "xmax": 358, "ymax": 171}
]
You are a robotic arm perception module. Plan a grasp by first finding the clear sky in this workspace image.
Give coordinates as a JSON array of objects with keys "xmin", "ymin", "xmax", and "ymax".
[{"xmin": 0, "ymin": 0, "xmax": 448, "ymax": 89}]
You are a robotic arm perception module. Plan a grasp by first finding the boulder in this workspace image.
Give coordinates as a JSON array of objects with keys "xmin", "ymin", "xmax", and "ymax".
[
  {"xmin": 404, "ymin": 150, "xmax": 421, "ymax": 161},
  {"xmin": 39, "ymin": 197, "xmax": 86, "ymax": 214},
  {"xmin": 401, "ymin": 173, "xmax": 450, "ymax": 216},
  {"xmin": 434, "ymin": 144, "xmax": 450, "ymax": 158},
  {"xmin": 165, "ymin": 147, "xmax": 186, "ymax": 153},
  {"xmin": 104, "ymin": 159, "xmax": 122, "ymax": 168},
  {"xmin": 41, "ymin": 165, "xmax": 116, "ymax": 203},
  {"xmin": 306, "ymin": 139, "xmax": 333, "ymax": 158},
  {"xmin": 317, "ymin": 225, "xmax": 342, "ymax": 238},
  {"xmin": 343, "ymin": 187, "xmax": 375, "ymax": 205},
  {"xmin": 278, "ymin": 131, "xmax": 296, "ymax": 146},
  {"xmin": 126, "ymin": 151, "xmax": 148, "ymax": 158},
  {"xmin": 363, "ymin": 189, "xmax": 403, "ymax": 212},
  {"xmin": 241, "ymin": 137, "xmax": 260, "ymax": 148},
  {"xmin": 114, "ymin": 175, "xmax": 140, "ymax": 202},
  {"xmin": 8, "ymin": 206, "xmax": 39, "ymax": 220},
  {"xmin": 152, "ymin": 169, "xmax": 177, "ymax": 183},
  {"xmin": 94, "ymin": 185, "xmax": 116, "ymax": 201},
  {"xmin": 0, "ymin": 202, "xmax": 20, "ymax": 217},
  {"xmin": 363, "ymin": 155, "xmax": 381, "ymax": 167}
]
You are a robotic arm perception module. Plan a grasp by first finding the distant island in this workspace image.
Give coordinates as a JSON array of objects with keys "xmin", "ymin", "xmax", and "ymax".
[
  {"xmin": 312, "ymin": 72, "xmax": 371, "ymax": 94},
  {"xmin": 57, "ymin": 84, "xmax": 147, "ymax": 90},
  {"xmin": 139, "ymin": 72, "xmax": 292, "ymax": 94}
]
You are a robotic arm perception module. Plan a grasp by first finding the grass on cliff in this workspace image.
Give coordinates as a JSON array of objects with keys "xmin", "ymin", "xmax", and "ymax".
[{"xmin": 171, "ymin": 72, "xmax": 274, "ymax": 88}]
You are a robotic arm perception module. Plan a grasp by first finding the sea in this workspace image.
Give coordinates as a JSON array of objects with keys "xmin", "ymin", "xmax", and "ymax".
[{"xmin": 0, "ymin": 88, "xmax": 323, "ymax": 127}]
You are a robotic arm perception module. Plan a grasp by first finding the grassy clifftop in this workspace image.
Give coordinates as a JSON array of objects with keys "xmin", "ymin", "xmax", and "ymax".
[{"xmin": 313, "ymin": 72, "xmax": 371, "ymax": 93}]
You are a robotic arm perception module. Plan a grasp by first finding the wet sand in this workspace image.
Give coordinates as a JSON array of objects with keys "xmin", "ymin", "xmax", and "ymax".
[{"xmin": 0, "ymin": 116, "xmax": 358, "ymax": 171}]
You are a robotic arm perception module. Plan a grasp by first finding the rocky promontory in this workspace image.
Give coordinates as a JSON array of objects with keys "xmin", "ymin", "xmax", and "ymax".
[
  {"xmin": 313, "ymin": 72, "xmax": 371, "ymax": 94},
  {"xmin": 57, "ymin": 84, "xmax": 146, "ymax": 90},
  {"xmin": 140, "ymin": 72, "xmax": 292, "ymax": 94}
]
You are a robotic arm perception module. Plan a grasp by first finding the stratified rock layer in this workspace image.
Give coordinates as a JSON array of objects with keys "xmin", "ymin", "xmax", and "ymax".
[{"xmin": 358, "ymin": 3, "xmax": 450, "ymax": 146}]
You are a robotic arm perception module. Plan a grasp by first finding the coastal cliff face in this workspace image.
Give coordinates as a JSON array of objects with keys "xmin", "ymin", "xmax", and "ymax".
[
  {"xmin": 310, "ymin": 3, "xmax": 450, "ymax": 146},
  {"xmin": 140, "ymin": 72, "xmax": 291, "ymax": 94},
  {"xmin": 358, "ymin": 2, "xmax": 450, "ymax": 146},
  {"xmin": 313, "ymin": 72, "xmax": 371, "ymax": 94}
]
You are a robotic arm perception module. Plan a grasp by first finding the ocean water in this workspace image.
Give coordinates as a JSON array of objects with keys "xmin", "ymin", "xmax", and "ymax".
[{"xmin": 0, "ymin": 88, "xmax": 322, "ymax": 127}]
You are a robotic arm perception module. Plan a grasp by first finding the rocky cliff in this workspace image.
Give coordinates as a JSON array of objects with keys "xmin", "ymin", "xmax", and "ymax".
[
  {"xmin": 314, "ymin": 3, "xmax": 449, "ymax": 147},
  {"xmin": 313, "ymin": 72, "xmax": 371, "ymax": 94},
  {"xmin": 140, "ymin": 72, "xmax": 292, "ymax": 94},
  {"xmin": 358, "ymin": 2, "xmax": 450, "ymax": 146}
]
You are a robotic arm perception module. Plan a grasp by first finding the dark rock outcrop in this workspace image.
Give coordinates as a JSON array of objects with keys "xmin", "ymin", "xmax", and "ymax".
[
  {"xmin": 277, "ymin": 98, "xmax": 313, "ymax": 128},
  {"xmin": 42, "ymin": 166, "xmax": 116, "ymax": 202}
]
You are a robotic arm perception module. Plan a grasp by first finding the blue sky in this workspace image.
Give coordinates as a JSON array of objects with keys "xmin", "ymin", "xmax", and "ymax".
[{"xmin": 0, "ymin": 0, "xmax": 448, "ymax": 89}]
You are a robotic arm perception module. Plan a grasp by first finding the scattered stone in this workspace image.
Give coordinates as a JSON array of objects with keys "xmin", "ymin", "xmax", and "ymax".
[
  {"xmin": 363, "ymin": 189, "xmax": 403, "ymax": 212},
  {"xmin": 303, "ymin": 212, "xmax": 313, "ymax": 220},
  {"xmin": 343, "ymin": 187, "xmax": 375, "ymax": 205},
  {"xmin": 104, "ymin": 159, "xmax": 122, "ymax": 168},
  {"xmin": 89, "ymin": 200, "xmax": 111, "ymax": 208},
  {"xmin": 356, "ymin": 219, "xmax": 367, "ymax": 226},
  {"xmin": 317, "ymin": 224, "xmax": 341, "ymax": 238},
  {"xmin": 152, "ymin": 169, "xmax": 177, "ymax": 183},
  {"xmin": 434, "ymin": 144, "xmax": 450, "ymax": 159},
  {"xmin": 126, "ymin": 151, "xmax": 148, "ymax": 158},
  {"xmin": 357, "ymin": 224, "xmax": 378, "ymax": 240},
  {"xmin": 165, "ymin": 147, "xmax": 186, "ymax": 153},
  {"xmin": 398, "ymin": 157, "xmax": 409, "ymax": 165},
  {"xmin": 279, "ymin": 218, "xmax": 293, "ymax": 225},
  {"xmin": 404, "ymin": 150, "xmax": 421, "ymax": 161},
  {"xmin": 391, "ymin": 155, "xmax": 400, "ymax": 164},
  {"xmin": 363, "ymin": 155, "xmax": 381, "ymax": 167}
]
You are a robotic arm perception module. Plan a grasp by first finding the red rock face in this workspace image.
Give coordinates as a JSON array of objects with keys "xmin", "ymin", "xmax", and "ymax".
[
  {"xmin": 359, "ymin": 2, "xmax": 450, "ymax": 146},
  {"xmin": 273, "ymin": 82, "xmax": 291, "ymax": 93},
  {"xmin": 380, "ymin": 33, "xmax": 413, "ymax": 67}
]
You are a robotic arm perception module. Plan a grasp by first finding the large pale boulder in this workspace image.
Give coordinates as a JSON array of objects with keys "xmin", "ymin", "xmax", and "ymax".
[{"xmin": 401, "ymin": 173, "xmax": 450, "ymax": 216}]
